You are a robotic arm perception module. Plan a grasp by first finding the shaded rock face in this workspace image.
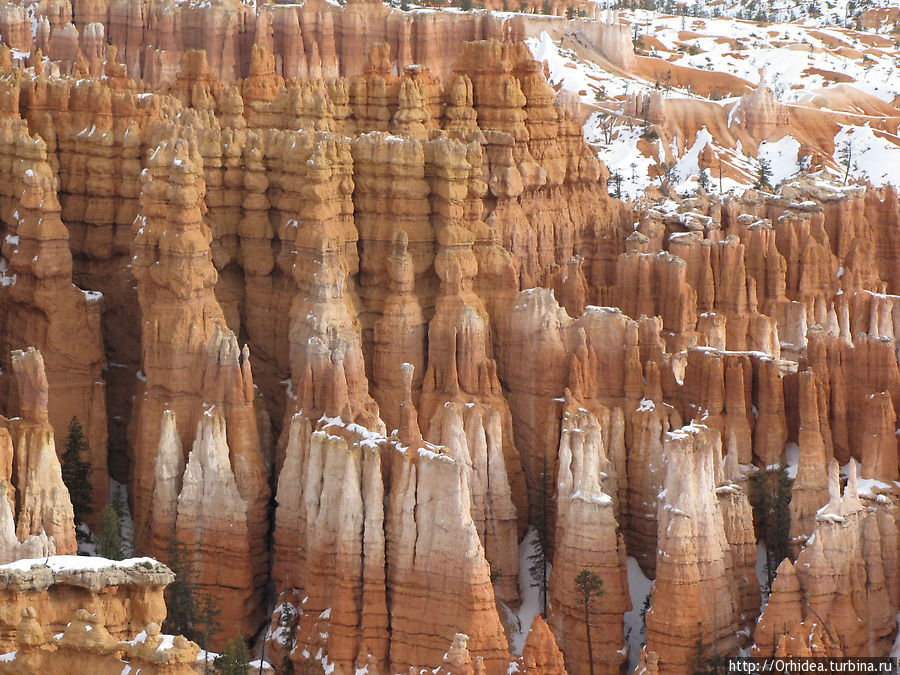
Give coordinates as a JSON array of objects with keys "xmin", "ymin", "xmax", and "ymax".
[{"xmin": 2, "ymin": 3, "xmax": 900, "ymax": 674}]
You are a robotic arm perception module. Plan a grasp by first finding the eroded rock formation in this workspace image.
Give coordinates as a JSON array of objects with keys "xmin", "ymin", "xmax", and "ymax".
[
  {"xmin": 0, "ymin": 557, "xmax": 173, "ymax": 653},
  {"xmin": 0, "ymin": 4, "xmax": 898, "ymax": 673}
]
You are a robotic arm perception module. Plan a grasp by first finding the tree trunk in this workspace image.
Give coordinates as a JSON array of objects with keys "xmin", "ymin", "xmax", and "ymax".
[{"xmin": 584, "ymin": 598, "xmax": 595, "ymax": 675}]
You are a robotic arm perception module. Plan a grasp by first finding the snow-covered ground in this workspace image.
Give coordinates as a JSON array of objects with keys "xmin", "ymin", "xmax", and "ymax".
[
  {"xmin": 110, "ymin": 478, "xmax": 136, "ymax": 558},
  {"xmin": 595, "ymin": 0, "xmax": 899, "ymax": 30},
  {"xmin": 835, "ymin": 124, "xmax": 900, "ymax": 186},
  {"xmin": 0, "ymin": 555, "xmax": 160, "ymax": 572},
  {"xmin": 624, "ymin": 556, "xmax": 652, "ymax": 671},
  {"xmin": 508, "ymin": 526, "xmax": 548, "ymax": 655},
  {"xmin": 526, "ymin": 7, "xmax": 900, "ymax": 196}
]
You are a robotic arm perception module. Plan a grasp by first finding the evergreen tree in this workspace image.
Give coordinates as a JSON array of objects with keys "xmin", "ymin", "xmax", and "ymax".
[
  {"xmin": 164, "ymin": 534, "xmax": 225, "ymax": 672},
  {"xmin": 164, "ymin": 535, "xmax": 198, "ymax": 640},
  {"xmin": 754, "ymin": 157, "xmax": 773, "ymax": 191},
  {"xmin": 838, "ymin": 140, "xmax": 853, "ymax": 185},
  {"xmin": 608, "ymin": 171, "xmax": 623, "ymax": 199},
  {"xmin": 769, "ymin": 464, "xmax": 792, "ymax": 572},
  {"xmin": 96, "ymin": 505, "xmax": 122, "ymax": 560},
  {"xmin": 575, "ymin": 568, "xmax": 603, "ymax": 675},
  {"xmin": 693, "ymin": 621, "xmax": 728, "ymax": 674},
  {"xmin": 640, "ymin": 117, "xmax": 659, "ymax": 141},
  {"xmin": 639, "ymin": 592, "xmax": 651, "ymax": 642},
  {"xmin": 197, "ymin": 594, "xmax": 223, "ymax": 674},
  {"xmin": 61, "ymin": 417, "xmax": 92, "ymax": 536},
  {"xmin": 528, "ymin": 453, "xmax": 552, "ymax": 617},
  {"xmin": 749, "ymin": 464, "xmax": 791, "ymax": 594},
  {"xmin": 697, "ymin": 168, "xmax": 711, "ymax": 193},
  {"xmin": 275, "ymin": 596, "xmax": 299, "ymax": 674},
  {"xmin": 213, "ymin": 637, "xmax": 251, "ymax": 674}
]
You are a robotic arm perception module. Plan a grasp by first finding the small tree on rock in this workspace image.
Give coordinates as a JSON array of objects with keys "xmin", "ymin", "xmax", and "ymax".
[
  {"xmin": 61, "ymin": 417, "xmax": 92, "ymax": 539},
  {"xmin": 694, "ymin": 620, "xmax": 728, "ymax": 674},
  {"xmin": 575, "ymin": 568, "xmax": 604, "ymax": 675}
]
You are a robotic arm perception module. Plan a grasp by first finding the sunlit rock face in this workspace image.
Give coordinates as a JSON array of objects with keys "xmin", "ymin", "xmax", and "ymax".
[{"xmin": 1, "ymin": 1, "xmax": 900, "ymax": 672}]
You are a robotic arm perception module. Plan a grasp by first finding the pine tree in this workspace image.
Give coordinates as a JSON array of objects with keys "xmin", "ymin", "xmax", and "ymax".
[
  {"xmin": 575, "ymin": 568, "xmax": 603, "ymax": 675},
  {"xmin": 694, "ymin": 621, "xmax": 709, "ymax": 674},
  {"xmin": 164, "ymin": 535, "xmax": 198, "ymax": 640},
  {"xmin": 693, "ymin": 620, "xmax": 728, "ymax": 674},
  {"xmin": 61, "ymin": 417, "xmax": 92, "ymax": 539},
  {"xmin": 749, "ymin": 464, "xmax": 791, "ymax": 594},
  {"xmin": 609, "ymin": 171, "xmax": 623, "ymax": 199},
  {"xmin": 754, "ymin": 157, "xmax": 773, "ymax": 191},
  {"xmin": 639, "ymin": 592, "xmax": 651, "ymax": 642},
  {"xmin": 164, "ymin": 534, "xmax": 225, "ymax": 672},
  {"xmin": 697, "ymin": 168, "xmax": 711, "ymax": 192},
  {"xmin": 196, "ymin": 594, "xmax": 223, "ymax": 674},
  {"xmin": 213, "ymin": 638, "xmax": 251, "ymax": 674},
  {"xmin": 769, "ymin": 464, "xmax": 792, "ymax": 573},
  {"xmin": 838, "ymin": 140, "xmax": 853, "ymax": 185},
  {"xmin": 528, "ymin": 453, "xmax": 552, "ymax": 617},
  {"xmin": 96, "ymin": 505, "xmax": 122, "ymax": 560}
]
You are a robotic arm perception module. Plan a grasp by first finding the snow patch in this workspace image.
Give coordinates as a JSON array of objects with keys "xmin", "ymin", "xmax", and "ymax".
[
  {"xmin": 624, "ymin": 556, "xmax": 652, "ymax": 672},
  {"xmin": 0, "ymin": 555, "xmax": 160, "ymax": 573},
  {"xmin": 508, "ymin": 527, "xmax": 546, "ymax": 655},
  {"xmin": 758, "ymin": 136, "xmax": 802, "ymax": 185}
]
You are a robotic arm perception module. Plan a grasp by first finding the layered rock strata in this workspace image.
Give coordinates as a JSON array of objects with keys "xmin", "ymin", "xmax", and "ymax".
[
  {"xmin": 0, "ymin": 556, "xmax": 173, "ymax": 653},
  {"xmin": 643, "ymin": 424, "xmax": 747, "ymax": 674}
]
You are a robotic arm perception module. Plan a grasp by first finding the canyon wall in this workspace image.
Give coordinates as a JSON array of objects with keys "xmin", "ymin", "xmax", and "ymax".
[{"xmin": 0, "ymin": 2, "xmax": 895, "ymax": 673}]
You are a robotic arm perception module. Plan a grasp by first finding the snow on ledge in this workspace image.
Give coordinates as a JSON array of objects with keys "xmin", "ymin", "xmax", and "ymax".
[
  {"xmin": 0, "ymin": 556, "xmax": 173, "ymax": 593},
  {"xmin": 0, "ymin": 555, "xmax": 160, "ymax": 573}
]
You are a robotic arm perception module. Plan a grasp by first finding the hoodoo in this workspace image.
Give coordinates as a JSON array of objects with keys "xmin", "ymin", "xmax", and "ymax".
[{"xmin": 0, "ymin": 0, "xmax": 895, "ymax": 672}]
